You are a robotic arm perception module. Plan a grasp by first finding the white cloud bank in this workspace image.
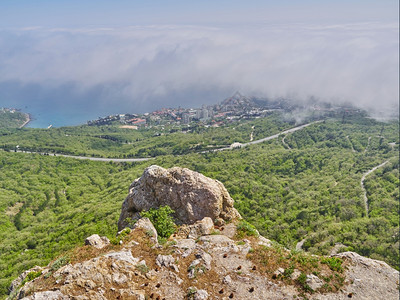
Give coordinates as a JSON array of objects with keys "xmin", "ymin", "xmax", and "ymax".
[{"xmin": 0, "ymin": 22, "xmax": 398, "ymax": 121}]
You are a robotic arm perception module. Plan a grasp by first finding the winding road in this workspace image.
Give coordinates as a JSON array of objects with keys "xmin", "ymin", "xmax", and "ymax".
[
  {"xmin": 202, "ymin": 121, "xmax": 322, "ymax": 153},
  {"xmin": 361, "ymin": 160, "xmax": 389, "ymax": 217},
  {"xmin": 11, "ymin": 121, "xmax": 322, "ymax": 162},
  {"xmin": 346, "ymin": 135, "xmax": 356, "ymax": 152},
  {"xmin": 240, "ymin": 121, "xmax": 322, "ymax": 147},
  {"xmin": 281, "ymin": 134, "xmax": 291, "ymax": 149}
]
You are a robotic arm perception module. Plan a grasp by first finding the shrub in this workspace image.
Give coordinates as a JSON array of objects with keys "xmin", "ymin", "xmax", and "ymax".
[
  {"xmin": 297, "ymin": 272, "xmax": 313, "ymax": 292},
  {"xmin": 50, "ymin": 256, "xmax": 69, "ymax": 272},
  {"xmin": 141, "ymin": 206, "xmax": 176, "ymax": 241},
  {"xmin": 111, "ymin": 227, "xmax": 131, "ymax": 245},
  {"xmin": 21, "ymin": 271, "xmax": 42, "ymax": 285},
  {"xmin": 187, "ymin": 287, "xmax": 197, "ymax": 299},
  {"xmin": 236, "ymin": 220, "xmax": 259, "ymax": 238},
  {"xmin": 321, "ymin": 257, "xmax": 343, "ymax": 272},
  {"xmin": 136, "ymin": 263, "xmax": 149, "ymax": 274},
  {"xmin": 283, "ymin": 265, "xmax": 294, "ymax": 278},
  {"xmin": 297, "ymin": 272, "xmax": 307, "ymax": 285}
]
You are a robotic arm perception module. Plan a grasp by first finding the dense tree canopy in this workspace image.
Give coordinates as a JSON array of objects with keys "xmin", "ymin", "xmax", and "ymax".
[{"xmin": 0, "ymin": 112, "xmax": 398, "ymax": 298}]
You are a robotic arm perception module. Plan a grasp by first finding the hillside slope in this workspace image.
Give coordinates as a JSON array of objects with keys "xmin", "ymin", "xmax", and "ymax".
[
  {"xmin": 0, "ymin": 115, "xmax": 398, "ymax": 299},
  {"xmin": 10, "ymin": 166, "xmax": 399, "ymax": 300}
]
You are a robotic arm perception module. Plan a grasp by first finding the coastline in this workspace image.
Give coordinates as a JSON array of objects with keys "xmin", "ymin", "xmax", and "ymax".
[{"xmin": 19, "ymin": 113, "xmax": 31, "ymax": 128}]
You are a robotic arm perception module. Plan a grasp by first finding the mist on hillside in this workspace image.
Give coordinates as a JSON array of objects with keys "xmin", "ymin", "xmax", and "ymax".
[{"xmin": 0, "ymin": 22, "xmax": 398, "ymax": 126}]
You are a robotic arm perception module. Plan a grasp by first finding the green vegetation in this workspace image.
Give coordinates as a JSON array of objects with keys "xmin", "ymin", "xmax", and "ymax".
[
  {"xmin": 49, "ymin": 256, "xmax": 69, "ymax": 272},
  {"xmin": 135, "ymin": 263, "xmax": 149, "ymax": 275},
  {"xmin": 110, "ymin": 228, "xmax": 131, "ymax": 245},
  {"xmin": 0, "ymin": 109, "xmax": 28, "ymax": 128},
  {"xmin": 0, "ymin": 112, "xmax": 398, "ymax": 299},
  {"xmin": 20, "ymin": 271, "xmax": 42, "ymax": 286},
  {"xmin": 0, "ymin": 152, "xmax": 149, "ymax": 297},
  {"xmin": 236, "ymin": 220, "xmax": 259, "ymax": 238},
  {"xmin": 320, "ymin": 257, "xmax": 343, "ymax": 272},
  {"xmin": 0, "ymin": 112, "xmax": 294, "ymax": 158},
  {"xmin": 141, "ymin": 206, "xmax": 176, "ymax": 243}
]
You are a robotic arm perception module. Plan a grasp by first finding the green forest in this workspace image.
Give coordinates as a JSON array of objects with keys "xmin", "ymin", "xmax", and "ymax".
[
  {"xmin": 0, "ymin": 112, "xmax": 304, "ymax": 157},
  {"xmin": 0, "ymin": 112, "xmax": 398, "ymax": 298}
]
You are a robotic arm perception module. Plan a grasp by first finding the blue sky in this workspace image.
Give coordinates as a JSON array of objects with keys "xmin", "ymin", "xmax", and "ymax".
[
  {"xmin": 1, "ymin": 0, "xmax": 398, "ymax": 27},
  {"xmin": 0, "ymin": 1, "xmax": 398, "ymax": 126}
]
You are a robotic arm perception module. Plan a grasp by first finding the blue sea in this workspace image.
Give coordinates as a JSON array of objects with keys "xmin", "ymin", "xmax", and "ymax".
[
  {"xmin": 22, "ymin": 105, "xmax": 127, "ymax": 128},
  {"xmin": 26, "ymin": 108, "xmax": 100, "ymax": 128}
]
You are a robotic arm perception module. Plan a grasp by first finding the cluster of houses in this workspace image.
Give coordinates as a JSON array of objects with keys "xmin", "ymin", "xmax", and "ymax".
[
  {"xmin": 0, "ymin": 108, "xmax": 18, "ymax": 114},
  {"xmin": 87, "ymin": 92, "xmax": 282, "ymax": 128}
]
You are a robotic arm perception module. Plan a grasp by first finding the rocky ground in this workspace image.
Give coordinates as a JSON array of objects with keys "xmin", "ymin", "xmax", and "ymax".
[{"xmin": 8, "ymin": 166, "xmax": 399, "ymax": 300}]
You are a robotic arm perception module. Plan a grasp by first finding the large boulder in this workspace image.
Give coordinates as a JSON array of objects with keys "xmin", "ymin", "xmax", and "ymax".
[{"xmin": 118, "ymin": 165, "xmax": 241, "ymax": 230}]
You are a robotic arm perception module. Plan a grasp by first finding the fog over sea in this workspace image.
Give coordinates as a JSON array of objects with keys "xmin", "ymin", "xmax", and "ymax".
[{"xmin": 1, "ymin": 3, "xmax": 398, "ymax": 127}]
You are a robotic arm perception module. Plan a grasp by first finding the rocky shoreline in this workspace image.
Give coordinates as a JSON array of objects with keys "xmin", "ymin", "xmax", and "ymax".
[{"xmin": 19, "ymin": 113, "xmax": 31, "ymax": 128}]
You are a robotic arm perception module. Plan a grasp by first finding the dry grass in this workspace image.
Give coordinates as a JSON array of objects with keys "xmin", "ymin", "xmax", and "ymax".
[
  {"xmin": 18, "ymin": 224, "xmax": 348, "ymax": 299},
  {"xmin": 21, "ymin": 227, "xmax": 225, "ymax": 299},
  {"xmin": 245, "ymin": 241, "xmax": 347, "ymax": 294}
]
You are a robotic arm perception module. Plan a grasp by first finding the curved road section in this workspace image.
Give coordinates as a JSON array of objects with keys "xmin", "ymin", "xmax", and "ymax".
[
  {"xmin": 361, "ymin": 160, "xmax": 389, "ymax": 217},
  {"xmin": 204, "ymin": 120, "xmax": 322, "ymax": 152},
  {"xmin": 244, "ymin": 121, "xmax": 322, "ymax": 147}
]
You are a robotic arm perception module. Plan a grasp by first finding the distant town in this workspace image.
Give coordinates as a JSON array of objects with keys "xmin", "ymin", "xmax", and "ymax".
[{"xmin": 87, "ymin": 92, "xmax": 353, "ymax": 129}]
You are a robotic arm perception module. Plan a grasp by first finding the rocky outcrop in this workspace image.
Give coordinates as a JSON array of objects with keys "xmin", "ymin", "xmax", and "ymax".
[
  {"xmin": 14, "ymin": 223, "xmax": 400, "ymax": 300},
  {"xmin": 118, "ymin": 165, "xmax": 241, "ymax": 230}
]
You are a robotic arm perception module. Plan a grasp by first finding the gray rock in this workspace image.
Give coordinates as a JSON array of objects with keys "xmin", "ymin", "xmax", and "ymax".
[
  {"xmin": 194, "ymin": 289, "xmax": 208, "ymax": 300},
  {"xmin": 198, "ymin": 235, "xmax": 235, "ymax": 246},
  {"xmin": 290, "ymin": 269, "xmax": 301, "ymax": 280},
  {"xmin": 84, "ymin": 234, "xmax": 110, "ymax": 249},
  {"xmin": 156, "ymin": 254, "xmax": 179, "ymax": 272},
  {"xmin": 173, "ymin": 238, "xmax": 196, "ymax": 250},
  {"xmin": 103, "ymin": 250, "xmax": 140, "ymax": 265},
  {"xmin": 112, "ymin": 273, "xmax": 128, "ymax": 285},
  {"xmin": 258, "ymin": 236, "xmax": 273, "ymax": 247},
  {"xmin": 188, "ymin": 217, "xmax": 214, "ymax": 239},
  {"xmin": 219, "ymin": 222, "xmax": 237, "ymax": 238},
  {"xmin": 132, "ymin": 217, "xmax": 158, "ymax": 244},
  {"xmin": 188, "ymin": 251, "xmax": 212, "ymax": 279},
  {"xmin": 173, "ymin": 238, "xmax": 197, "ymax": 257},
  {"xmin": 20, "ymin": 290, "xmax": 69, "ymax": 299},
  {"xmin": 223, "ymin": 275, "xmax": 232, "ymax": 284},
  {"xmin": 306, "ymin": 274, "xmax": 324, "ymax": 290},
  {"xmin": 118, "ymin": 165, "xmax": 241, "ymax": 230},
  {"xmin": 195, "ymin": 250, "xmax": 212, "ymax": 270}
]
